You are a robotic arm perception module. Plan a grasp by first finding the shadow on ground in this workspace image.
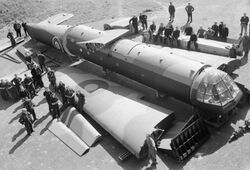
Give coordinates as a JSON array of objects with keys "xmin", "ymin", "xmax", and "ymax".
[
  {"xmin": 34, "ymin": 112, "xmax": 51, "ymax": 128},
  {"xmin": 9, "ymin": 112, "xmax": 22, "ymax": 124},
  {"xmin": 40, "ymin": 118, "xmax": 53, "ymax": 135},
  {"xmin": 9, "ymin": 133, "xmax": 29, "ymax": 154},
  {"xmin": 12, "ymin": 127, "xmax": 26, "ymax": 142}
]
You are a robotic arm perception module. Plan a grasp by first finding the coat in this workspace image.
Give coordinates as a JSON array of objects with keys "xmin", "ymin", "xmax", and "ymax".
[{"xmin": 239, "ymin": 35, "xmax": 250, "ymax": 51}]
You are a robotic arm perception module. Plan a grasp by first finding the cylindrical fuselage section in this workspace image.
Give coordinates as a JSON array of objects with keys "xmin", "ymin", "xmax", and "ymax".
[
  {"xmin": 26, "ymin": 23, "xmax": 207, "ymax": 103},
  {"xmin": 26, "ymin": 23, "xmax": 242, "ymax": 115}
]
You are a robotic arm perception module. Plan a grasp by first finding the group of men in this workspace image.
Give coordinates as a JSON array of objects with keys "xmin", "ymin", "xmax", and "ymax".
[
  {"xmin": 147, "ymin": 21, "xmax": 180, "ymax": 47},
  {"xmin": 129, "ymin": 13, "xmax": 148, "ymax": 34},
  {"xmin": 13, "ymin": 20, "xmax": 28, "ymax": 37},
  {"xmin": 196, "ymin": 22, "xmax": 229, "ymax": 41},
  {"xmin": 0, "ymin": 53, "xmax": 47, "ymax": 101},
  {"xmin": 168, "ymin": 2, "xmax": 194, "ymax": 23},
  {"xmin": 0, "ymin": 72, "xmax": 39, "ymax": 102},
  {"xmin": 17, "ymin": 62, "xmax": 85, "ymax": 136},
  {"xmin": 6, "ymin": 20, "xmax": 28, "ymax": 48}
]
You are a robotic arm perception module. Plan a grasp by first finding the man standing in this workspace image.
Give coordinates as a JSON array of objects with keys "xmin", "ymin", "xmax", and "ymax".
[
  {"xmin": 146, "ymin": 134, "xmax": 157, "ymax": 166},
  {"xmin": 212, "ymin": 22, "xmax": 219, "ymax": 38},
  {"xmin": 25, "ymin": 51, "xmax": 33, "ymax": 70},
  {"xmin": 185, "ymin": 3, "xmax": 194, "ymax": 23},
  {"xmin": 58, "ymin": 81, "xmax": 67, "ymax": 105},
  {"xmin": 219, "ymin": 21, "xmax": 224, "ymax": 38},
  {"xmin": 23, "ymin": 74, "xmax": 36, "ymax": 98},
  {"xmin": 65, "ymin": 86, "xmax": 76, "ymax": 107},
  {"xmin": 37, "ymin": 51, "xmax": 47, "ymax": 73},
  {"xmin": 221, "ymin": 24, "xmax": 229, "ymax": 42},
  {"xmin": 23, "ymin": 97, "xmax": 37, "ymax": 122},
  {"xmin": 0, "ymin": 79, "xmax": 9, "ymax": 100},
  {"xmin": 19, "ymin": 108, "xmax": 34, "ymax": 136},
  {"xmin": 50, "ymin": 93, "xmax": 60, "ymax": 119},
  {"xmin": 19, "ymin": 84, "xmax": 30, "ymax": 99},
  {"xmin": 6, "ymin": 79, "xmax": 19, "ymax": 100},
  {"xmin": 238, "ymin": 33, "xmax": 250, "ymax": 58},
  {"xmin": 139, "ymin": 13, "xmax": 148, "ymax": 30},
  {"xmin": 11, "ymin": 74, "xmax": 22, "ymax": 94},
  {"xmin": 240, "ymin": 13, "xmax": 249, "ymax": 36},
  {"xmin": 129, "ymin": 16, "xmax": 139, "ymax": 34},
  {"xmin": 22, "ymin": 21, "xmax": 28, "ymax": 37},
  {"xmin": 76, "ymin": 90, "xmax": 85, "ymax": 113},
  {"xmin": 31, "ymin": 65, "xmax": 44, "ymax": 89},
  {"xmin": 13, "ymin": 20, "xmax": 22, "ymax": 37},
  {"xmin": 47, "ymin": 68, "xmax": 57, "ymax": 91},
  {"xmin": 7, "ymin": 29, "xmax": 16, "ymax": 48},
  {"xmin": 168, "ymin": 2, "xmax": 175, "ymax": 22},
  {"xmin": 43, "ymin": 87, "xmax": 53, "ymax": 112}
]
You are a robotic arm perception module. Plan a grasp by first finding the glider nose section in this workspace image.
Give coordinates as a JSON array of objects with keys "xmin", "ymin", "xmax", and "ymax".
[
  {"xmin": 26, "ymin": 23, "xmax": 69, "ymax": 50},
  {"xmin": 190, "ymin": 67, "xmax": 242, "ymax": 117}
]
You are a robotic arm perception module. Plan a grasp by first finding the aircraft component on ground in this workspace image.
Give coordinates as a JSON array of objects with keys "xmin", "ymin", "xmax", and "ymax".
[
  {"xmin": 55, "ymin": 65, "xmax": 176, "ymax": 158},
  {"xmin": 158, "ymin": 114, "xmax": 210, "ymax": 161},
  {"xmin": 49, "ymin": 107, "xmax": 101, "ymax": 156}
]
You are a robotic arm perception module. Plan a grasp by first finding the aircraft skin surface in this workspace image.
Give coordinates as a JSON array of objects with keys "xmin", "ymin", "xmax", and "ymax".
[
  {"xmin": 55, "ymin": 64, "xmax": 175, "ymax": 158},
  {"xmin": 26, "ymin": 23, "xmax": 243, "ymax": 123}
]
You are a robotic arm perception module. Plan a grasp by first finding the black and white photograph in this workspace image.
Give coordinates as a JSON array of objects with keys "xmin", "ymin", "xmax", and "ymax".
[{"xmin": 0, "ymin": 0, "xmax": 250, "ymax": 169}]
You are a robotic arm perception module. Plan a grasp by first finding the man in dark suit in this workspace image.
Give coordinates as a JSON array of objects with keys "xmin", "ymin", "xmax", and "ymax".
[
  {"xmin": 185, "ymin": 3, "xmax": 194, "ymax": 23},
  {"xmin": 168, "ymin": 2, "xmax": 175, "ymax": 22},
  {"xmin": 240, "ymin": 13, "xmax": 249, "ymax": 36},
  {"xmin": 129, "ymin": 16, "xmax": 139, "ymax": 34}
]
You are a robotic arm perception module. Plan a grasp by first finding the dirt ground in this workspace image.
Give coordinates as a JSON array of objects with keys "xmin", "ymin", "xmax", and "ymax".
[{"xmin": 1, "ymin": 0, "xmax": 250, "ymax": 170}]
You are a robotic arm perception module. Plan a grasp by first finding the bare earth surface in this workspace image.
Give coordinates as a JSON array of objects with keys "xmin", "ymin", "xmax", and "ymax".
[{"xmin": 1, "ymin": 0, "xmax": 250, "ymax": 170}]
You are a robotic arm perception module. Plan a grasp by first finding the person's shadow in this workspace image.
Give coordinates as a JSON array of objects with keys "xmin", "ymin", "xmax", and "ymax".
[
  {"xmin": 40, "ymin": 118, "xmax": 53, "ymax": 135},
  {"xmin": 12, "ymin": 128, "xmax": 26, "ymax": 142},
  {"xmin": 36, "ymin": 98, "xmax": 46, "ymax": 107},
  {"xmin": 9, "ymin": 134, "xmax": 30, "ymax": 154},
  {"xmin": 34, "ymin": 112, "xmax": 51, "ymax": 128},
  {"xmin": 9, "ymin": 112, "xmax": 22, "ymax": 124},
  {"xmin": 12, "ymin": 104, "xmax": 23, "ymax": 114}
]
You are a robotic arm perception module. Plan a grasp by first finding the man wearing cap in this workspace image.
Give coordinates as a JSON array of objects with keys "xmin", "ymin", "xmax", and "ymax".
[
  {"xmin": 238, "ymin": 33, "xmax": 250, "ymax": 58},
  {"xmin": 43, "ymin": 87, "xmax": 53, "ymax": 112},
  {"xmin": 0, "ymin": 79, "xmax": 9, "ymax": 100},
  {"xmin": 11, "ymin": 74, "xmax": 22, "ymax": 94},
  {"xmin": 19, "ymin": 108, "xmax": 34, "ymax": 136},
  {"xmin": 47, "ymin": 68, "xmax": 57, "ymax": 91},
  {"xmin": 50, "ymin": 92, "xmax": 60, "ymax": 119},
  {"xmin": 168, "ymin": 2, "xmax": 175, "ymax": 22},
  {"xmin": 23, "ymin": 97, "xmax": 37, "ymax": 122},
  {"xmin": 76, "ymin": 90, "xmax": 85, "ymax": 113},
  {"xmin": 58, "ymin": 81, "xmax": 67, "ymax": 105},
  {"xmin": 240, "ymin": 13, "xmax": 249, "ymax": 36},
  {"xmin": 197, "ymin": 26, "xmax": 206, "ymax": 38},
  {"xmin": 65, "ymin": 86, "xmax": 76, "ymax": 107},
  {"xmin": 37, "ymin": 51, "xmax": 47, "ymax": 73},
  {"xmin": 23, "ymin": 74, "xmax": 37, "ymax": 98},
  {"xmin": 185, "ymin": 3, "xmax": 194, "ymax": 23},
  {"xmin": 212, "ymin": 22, "xmax": 219, "ymax": 38}
]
